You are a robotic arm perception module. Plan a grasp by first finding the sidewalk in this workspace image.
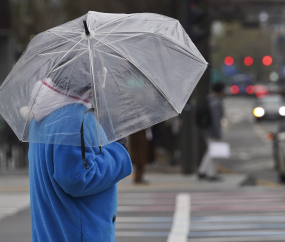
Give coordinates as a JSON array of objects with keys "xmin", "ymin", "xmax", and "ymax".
[
  {"xmin": 0, "ymin": 169, "xmax": 29, "ymax": 192},
  {"xmin": 0, "ymin": 168, "xmax": 250, "ymax": 193}
]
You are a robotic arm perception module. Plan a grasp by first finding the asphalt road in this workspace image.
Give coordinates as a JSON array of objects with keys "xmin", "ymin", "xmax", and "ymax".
[{"xmin": 219, "ymin": 95, "xmax": 280, "ymax": 184}]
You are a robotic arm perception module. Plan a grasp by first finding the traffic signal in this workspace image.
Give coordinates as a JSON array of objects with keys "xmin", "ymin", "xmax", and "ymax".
[
  {"xmin": 244, "ymin": 57, "xmax": 253, "ymax": 66},
  {"xmin": 185, "ymin": 0, "xmax": 208, "ymax": 44},
  {"xmin": 0, "ymin": 0, "xmax": 10, "ymax": 29},
  {"xmin": 224, "ymin": 56, "xmax": 234, "ymax": 66},
  {"xmin": 262, "ymin": 56, "xmax": 272, "ymax": 66}
]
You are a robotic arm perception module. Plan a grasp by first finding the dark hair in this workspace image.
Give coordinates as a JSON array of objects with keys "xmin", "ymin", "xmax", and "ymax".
[{"xmin": 211, "ymin": 82, "xmax": 225, "ymax": 93}]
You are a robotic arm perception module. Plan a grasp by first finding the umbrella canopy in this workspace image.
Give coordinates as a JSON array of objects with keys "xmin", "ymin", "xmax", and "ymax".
[{"xmin": 0, "ymin": 11, "xmax": 208, "ymax": 148}]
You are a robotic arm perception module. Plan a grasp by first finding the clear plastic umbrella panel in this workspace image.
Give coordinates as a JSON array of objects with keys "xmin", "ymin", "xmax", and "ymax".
[{"xmin": 0, "ymin": 11, "xmax": 208, "ymax": 148}]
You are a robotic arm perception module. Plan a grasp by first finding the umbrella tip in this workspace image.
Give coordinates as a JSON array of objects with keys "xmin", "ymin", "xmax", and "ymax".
[
  {"xmin": 208, "ymin": 63, "xmax": 212, "ymax": 68},
  {"xmin": 83, "ymin": 20, "xmax": 90, "ymax": 36}
]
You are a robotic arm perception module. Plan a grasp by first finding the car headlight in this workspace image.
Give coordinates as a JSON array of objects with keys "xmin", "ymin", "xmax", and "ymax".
[
  {"xmin": 253, "ymin": 107, "xmax": 265, "ymax": 117},
  {"xmin": 279, "ymin": 106, "xmax": 285, "ymax": 116}
]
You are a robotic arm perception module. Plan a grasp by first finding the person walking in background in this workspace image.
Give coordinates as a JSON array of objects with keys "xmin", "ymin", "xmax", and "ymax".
[
  {"xmin": 129, "ymin": 129, "xmax": 150, "ymax": 184},
  {"xmin": 197, "ymin": 82, "xmax": 225, "ymax": 181}
]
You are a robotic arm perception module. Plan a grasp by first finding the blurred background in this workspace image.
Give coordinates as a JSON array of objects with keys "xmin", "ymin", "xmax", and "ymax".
[
  {"xmin": 2, "ymin": 1, "xmax": 285, "ymax": 241},
  {"xmin": 1, "ymin": 0, "xmax": 285, "ymax": 184}
]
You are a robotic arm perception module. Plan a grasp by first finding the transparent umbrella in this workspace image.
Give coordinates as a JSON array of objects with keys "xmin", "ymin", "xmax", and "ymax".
[{"xmin": 0, "ymin": 11, "xmax": 208, "ymax": 149}]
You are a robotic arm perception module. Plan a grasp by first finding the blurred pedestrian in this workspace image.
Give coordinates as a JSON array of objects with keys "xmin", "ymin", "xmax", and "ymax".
[
  {"xmin": 197, "ymin": 82, "xmax": 225, "ymax": 180},
  {"xmin": 129, "ymin": 129, "xmax": 150, "ymax": 184},
  {"xmin": 25, "ymin": 79, "xmax": 132, "ymax": 242}
]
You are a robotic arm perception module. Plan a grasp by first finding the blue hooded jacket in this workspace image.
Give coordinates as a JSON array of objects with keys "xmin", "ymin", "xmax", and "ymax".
[{"xmin": 28, "ymin": 103, "xmax": 132, "ymax": 242}]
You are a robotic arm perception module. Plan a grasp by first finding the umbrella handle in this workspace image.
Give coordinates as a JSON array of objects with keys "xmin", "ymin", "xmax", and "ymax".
[
  {"xmin": 83, "ymin": 20, "xmax": 90, "ymax": 36},
  {"xmin": 80, "ymin": 107, "xmax": 95, "ymax": 169}
]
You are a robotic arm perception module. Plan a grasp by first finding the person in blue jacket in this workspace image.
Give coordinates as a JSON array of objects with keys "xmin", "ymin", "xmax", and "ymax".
[{"xmin": 21, "ymin": 78, "xmax": 132, "ymax": 242}]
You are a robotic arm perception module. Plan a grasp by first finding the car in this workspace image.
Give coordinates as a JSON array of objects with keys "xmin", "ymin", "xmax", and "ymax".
[
  {"xmin": 272, "ymin": 121, "xmax": 285, "ymax": 182},
  {"xmin": 229, "ymin": 74, "xmax": 254, "ymax": 95},
  {"xmin": 253, "ymin": 95, "xmax": 285, "ymax": 121}
]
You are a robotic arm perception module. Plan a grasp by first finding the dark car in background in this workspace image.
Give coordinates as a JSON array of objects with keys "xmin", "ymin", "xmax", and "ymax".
[
  {"xmin": 272, "ymin": 121, "xmax": 285, "ymax": 182},
  {"xmin": 253, "ymin": 95, "xmax": 285, "ymax": 121},
  {"xmin": 228, "ymin": 74, "xmax": 254, "ymax": 95}
]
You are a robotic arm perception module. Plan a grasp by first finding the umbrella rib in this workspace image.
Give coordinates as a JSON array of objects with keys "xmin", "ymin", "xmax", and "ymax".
[
  {"xmin": 92, "ymin": 48, "xmax": 126, "ymax": 60},
  {"xmin": 149, "ymin": 32, "xmax": 205, "ymax": 63},
  {"xmin": 0, "ymin": 39, "xmax": 71, "ymax": 91},
  {"xmin": 51, "ymin": 50, "xmax": 88, "ymax": 73},
  {"xmin": 141, "ymin": 32, "xmax": 207, "ymax": 64},
  {"xmin": 39, "ymin": 48, "xmax": 88, "ymax": 56},
  {"xmin": 96, "ymin": 31, "xmax": 206, "ymax": 64},
  {"xmin": 92, "ymin": 33, "xmax": 144, "ymax": 49},
  {"xmin": 48, "ymin": 30, "xmax": 87, "ymax": 48},
  {"xmin": 95, "ymin": 33, "xmax": 131, "ymax": 35},
  {"xmin": 116, "ymin": 41, "xmax": 163, "ymax": 64},
  {"xmin": 92, "ymin": 36, "xmax": 180, "ymax": 115},
  {"xmin": 45, "ymin": 37, "xmax": 85, "ymax": 78},
  {"xmin": 72, "ymin": 21, "xmax": 84, "ymax": 31},
  {"xmin": 38, "ymin": 36, "xmax": 84, "ymax": 56},
  {"xmin": 92, "ymin": 14, "xmax": 135, "ymax": 33},
  {"xmin": 50, "ymin": 30, "xmax": 82, "ymax": 35},
  {"xmin": 93, "ymin": 17, "xmax": 129, "ymax": 48},
  {"xmin": 93, "ymin": 13, "xmax": 174, "ymax": 33}
]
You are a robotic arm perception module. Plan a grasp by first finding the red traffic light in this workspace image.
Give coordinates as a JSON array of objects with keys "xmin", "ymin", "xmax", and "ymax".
[
  {"xmin": 224, "ymin": 56, "xmax": 234, "ymax": 66},
  {"xmin": 244, "ymin": 57, "xmax": 253, "ymax": 66},
  {"xmin": 262, "ymin": 56, "xmax": 273, "ymax": 66}
]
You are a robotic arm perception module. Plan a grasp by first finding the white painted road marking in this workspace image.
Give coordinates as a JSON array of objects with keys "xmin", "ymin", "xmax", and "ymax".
[
  {"xmin": 167, "ymin": 193, "xmax": 191, "ymax": 242},
  {"xmin": 187, "ymin": 236, "xmax": 285, "ymax": 242}
]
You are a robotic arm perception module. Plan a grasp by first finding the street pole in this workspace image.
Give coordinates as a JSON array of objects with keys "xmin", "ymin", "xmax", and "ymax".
[
  {"xmin": 180, "ymin": 0, "xmax": 210, "ymax": 174},
  {"xmin": 195, "ymin": 0, "xmax": 211, "ymax": 164}
]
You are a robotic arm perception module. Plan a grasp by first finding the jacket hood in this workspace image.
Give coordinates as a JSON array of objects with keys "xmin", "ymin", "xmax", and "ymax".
[{"xmin": 20, "ymin": 78, "xmax": 92, "ymax": 122}]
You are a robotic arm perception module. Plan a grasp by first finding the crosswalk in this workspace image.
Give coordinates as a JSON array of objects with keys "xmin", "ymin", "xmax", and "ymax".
[
  {"xmin": 116, "ymin": 191, "xmax": 285, "ymax": 242},
  {"xmin": 2, "ymin": 191, "xmax": 285, "ymax": 241}
]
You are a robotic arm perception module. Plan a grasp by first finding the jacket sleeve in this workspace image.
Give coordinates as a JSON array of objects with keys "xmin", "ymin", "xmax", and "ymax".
[{"xmin": 52, "ymin": 141, "xmax": 132, "ymax": 197}]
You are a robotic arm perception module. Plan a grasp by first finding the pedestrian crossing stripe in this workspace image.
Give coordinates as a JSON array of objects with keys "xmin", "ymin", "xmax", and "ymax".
[
  {"xmin": 116, "ymin": 222, "xmax": 285, "ymax": 230},
  {"xmin": 116, "ymin": 230, "xmax": 285, "ymax": 237},
  {"xmin": 117, "ymin": 214, "xmax": 285, "ymax": 223},
  {"xmin": 118, "ymin": 204, "xmax": 285, "ymax": 212},
  {"xmin": 187, "ymin": 237, "xmax": 285, "ymax": 242},
  {"xmin": 191, "ymin": 214, "xmax": 285, "ymax": 223},
  {"xmin": 167, "ymin": 193, "xmax": 190, "ymax": 242}
]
